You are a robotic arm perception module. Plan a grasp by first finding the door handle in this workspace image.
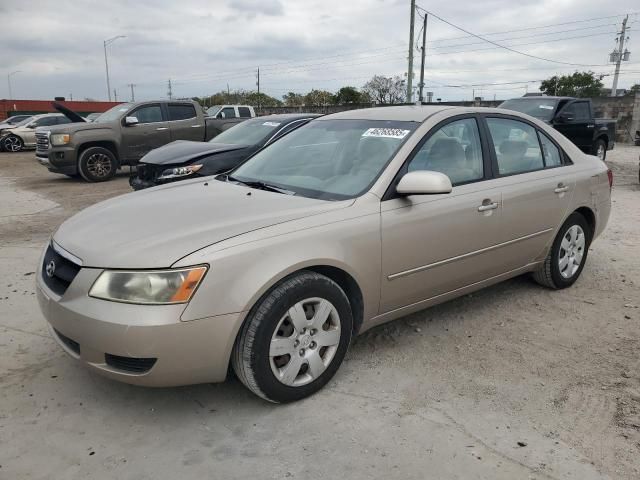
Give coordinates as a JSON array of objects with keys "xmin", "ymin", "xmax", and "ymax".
[
  {"xmin": 190, "ymin": 125, "xmax": 202, "ymax": 128},
  {"xmin": 586, "ymin": 124, "xmax": 595, "ymax": 128},
  {"xmin": 554, "ymin": 183, "xmax": 569, "ymax": 194},
  {"xmin": 156, "ymin": 127, "xmax": 169, "ymax": 131},
  {"xmin": 477, "ymin": 202, "xmax": 498, "ymax": 212}
]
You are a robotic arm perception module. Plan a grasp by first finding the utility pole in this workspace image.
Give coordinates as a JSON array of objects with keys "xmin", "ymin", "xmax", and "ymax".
[
  {"xmin": 406, "ymin": 0, "xmax": 416, "ymax": 103},
  {"xmin": 7, "ymin": 70, "xmax": 21, "ymax": 100},
  {"xmin": 610, "ymin": 15, "xmax": 630, "ymax": 97},
  {"xmin": 256, "ymin": 67, "xmax": 261, "ymax": 110},
  {"xmin": 418, "ymin": 12, "xmax": 428, "ymax": 103},
  {"xmin": 128, "ymin": 83, "xmax": 136, "ymax": 102},
  {"xmin": 167, "ymin": 79, "xmax": 173, "ymax": 99},
  {"xmin": 69, "ymin": 93, "xmax": 73, "ymax": 101},
  {"xmin": 103, "ymin": 35, "xmax": 126, "ymax": 101},
  {"xmin": 114, "ymin": 89, "xmax": 118, "ymax": 102}
]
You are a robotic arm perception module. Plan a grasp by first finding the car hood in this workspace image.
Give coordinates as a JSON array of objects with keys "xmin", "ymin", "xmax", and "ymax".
[
  {"xmin": 0, "ymin": 122, "xmax": 17, "ymax": 131},
  {"xmin": 52, "ymin": 102, "xmax": 87, "ymax": 123},
  {"xmin": 140, "ymin": 140, "xmax": 248, "ymax": 166},
  {"xmin": 53, "ymin": 178, "xmax": 351, "ymax": 268}
]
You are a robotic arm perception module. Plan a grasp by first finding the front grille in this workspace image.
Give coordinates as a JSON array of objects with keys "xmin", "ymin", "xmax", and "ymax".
[
  {"xmin": 136, "ymin": 163, "xmax": 164, "ymax": 182},
  {"xmin": 36, "ymin": 131, "xmax": 49, "ymax": 152},
  {"xmin": 54, "ymin": 329, "xmax": 80, "ymax": 355},
  {"xmin": 41, "ymin": 244, "xmax": 81, "ymax": 296},
  {"xmin": 105, "ymin": 354, "xmax": 157, "ymax": 374}
]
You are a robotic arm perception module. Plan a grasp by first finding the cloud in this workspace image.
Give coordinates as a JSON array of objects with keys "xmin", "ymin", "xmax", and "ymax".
[
  {"xmin": 228, "ymin": 0, "xmax": 284, "ymax": 17},
  {"xmin": 0, "ymin": 0, "xmax": 638, "ymax": 102}
]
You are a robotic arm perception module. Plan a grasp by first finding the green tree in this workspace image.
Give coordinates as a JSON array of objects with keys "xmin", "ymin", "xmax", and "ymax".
[
  {"xmin": 539, "ymin": 71, "xmax": 604, "ymax": 98},
  {"xmin": 244, "ymin": 91, "xmax": 282, "ymax": 107},
  {"xmin": 335, "ymin": 86, "xmax": 364, "ymax": 104},
  {"xmin": 282, "ymin": 92, "xmax": 305, "ymax": 106},
  {"xmin": 629, "ymin": 84, "xmax": 640, "ymax": 94},
  {"xmin": 362, "ymin": 75, "xmax": 405, "ymax": 104},
  {"xmin": 303, "ymin": 89, "xmax": 335, "ymax": 106}
]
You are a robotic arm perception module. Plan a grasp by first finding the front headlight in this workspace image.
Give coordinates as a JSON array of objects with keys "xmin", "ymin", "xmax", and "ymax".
[
  {"xmin": 158, "ymin": 164, "xmax": 203, "ymax": 180},
  {"xmin": 89, "ymin": 266, "xmax": 208, "ymax": 304},
  {"xmin": 51, "ymin": 133, "xmax": 71, "ymax": 146}
]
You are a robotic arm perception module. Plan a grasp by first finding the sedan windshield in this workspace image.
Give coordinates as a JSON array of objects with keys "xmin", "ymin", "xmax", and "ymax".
[
  {"xmin": 229, "ymin": 119, "xmax": 417, "ymax": 200},
  {"xmin": 94, "ymin": 103, "xmax": 133, "ymax": 123},
  {"xmin": 210, "ymin": 117, "xmax": 288, "ymax": 146},
  {"xmin": 499, "ymin": 98, "xmax": 559, "ymax": 121}
]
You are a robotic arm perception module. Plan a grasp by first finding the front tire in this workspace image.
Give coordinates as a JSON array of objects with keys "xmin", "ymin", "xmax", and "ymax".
[
  {"xmin": 2, "ymin": 134, "xmax": 24, "ymax": 152},
  {"xmin": 232, "ymin": 271, "xmax": 353, "ymax": 403},
  {"xmin": 592, "ymin": 139, "xmax": 606, "ymax": 162},
  {"xmin": 78, "ymin": 147, "xmax": 117, "ymax": 182},
  {"xmin": 533, "ymin": 212, "xmax": 590, "ymax": 289}
]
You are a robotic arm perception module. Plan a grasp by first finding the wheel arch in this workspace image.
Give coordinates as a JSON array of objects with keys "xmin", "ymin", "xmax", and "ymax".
[
  {"xmin": 594, "ymin": 134, "xmax": 608, "ymax": 148},
  {"xmin": 573, "ymin": 206, "xmax": 596, "ymax": 240},
  {"xmin": 78, "ymin": 141, "xmax": 119, "ymax": 167}
]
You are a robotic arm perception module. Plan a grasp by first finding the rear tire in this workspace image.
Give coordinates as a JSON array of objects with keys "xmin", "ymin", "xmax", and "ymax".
[
  {"xmin": 78, "ymin": 147, "xmax": 117, "ymax": 182},
  {"xmin": 533, "ymin": 212, "xmax": 590, "ymax": 289},
  {"xmin": 592, "ymin": 139, "xmax": 606, "ymax": 161},
  {"xmin": 2, "ymin": 134, "xmax": 24, "ymax": 152},
  {"xmin": 232, "ymin": 271, "xmax": 353, "ymax": 403}
]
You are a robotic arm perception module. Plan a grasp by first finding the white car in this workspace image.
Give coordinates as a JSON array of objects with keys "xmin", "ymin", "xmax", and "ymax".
[{"xmin": 0, "ymin": 114, "xmax": 73, "ymax": 152}]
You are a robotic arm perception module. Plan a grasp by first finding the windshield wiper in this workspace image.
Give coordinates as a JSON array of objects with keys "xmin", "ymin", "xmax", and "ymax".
[{"xmin": 223, "ymin": 174, "xmax": 295, "ymax": 195}]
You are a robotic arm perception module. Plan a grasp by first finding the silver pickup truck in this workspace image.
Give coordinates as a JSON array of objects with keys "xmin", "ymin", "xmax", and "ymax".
[{"xmin": 36, "ymin": 101, "xmax": 246, "ymax": 182}]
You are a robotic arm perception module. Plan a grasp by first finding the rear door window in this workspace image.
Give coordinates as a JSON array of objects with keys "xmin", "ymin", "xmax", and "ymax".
[
  {"xmin": 168, "ymin": 104, "xmax": 196, "ymax": 121},
  {"xmin": 238, "ymin": 107, "xmax": 252, "ymax": 118},
  {"xmin": 538, "ymin": 132, "xmax": 562, "ymax": 167},
  {"xmin": 34, "ymin": 117, "xmax": 59, "ymax": 127},
  {"xmin": 486, "ymin": 118, "xmax": 544, "ymax": 175},
  {"xmin": 56, "ymin": 117, "xmax": 72, "ymax": 125}
]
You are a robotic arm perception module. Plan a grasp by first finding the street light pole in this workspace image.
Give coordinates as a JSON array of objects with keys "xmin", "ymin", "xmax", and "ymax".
[
  {"xmin": 103, "ymin": 35, "xmax": 126, "ymax": 101},
  {"xmin": 8, "ymin": 70, "xmax": 21, "ymax": 100}
]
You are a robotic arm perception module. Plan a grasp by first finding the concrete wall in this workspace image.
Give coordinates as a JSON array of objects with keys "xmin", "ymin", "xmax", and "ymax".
[
  {"xmin": 0, "ymin": 99, "xmax": 122, "ymax": 121},
  {"xmin": 592, "ymin": 93, "xmax": 639, "ymax": 143}
]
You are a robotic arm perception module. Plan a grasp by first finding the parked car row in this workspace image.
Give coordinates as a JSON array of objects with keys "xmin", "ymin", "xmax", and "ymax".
[{"xmin": 36, "ymin": 105, "xmax": 612, "ymax": 402}]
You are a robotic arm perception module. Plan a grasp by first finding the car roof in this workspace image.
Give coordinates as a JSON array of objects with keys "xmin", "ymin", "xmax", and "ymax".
[
  {"xmin": 258, "ymin": 113, "xmax": 323, "ymax": 121},
  {"xmin": 504, "ymin": 96, "xmax": 574, "ymax": 101},
  {"xmin": 321, "ymin": 105, "xmax": 456, "ymax": 122}
]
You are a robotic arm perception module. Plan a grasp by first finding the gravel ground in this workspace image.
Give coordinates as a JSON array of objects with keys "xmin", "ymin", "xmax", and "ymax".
[{"xmin": 0, "ymin": 146, "xmax": 639, "ymax": 480}]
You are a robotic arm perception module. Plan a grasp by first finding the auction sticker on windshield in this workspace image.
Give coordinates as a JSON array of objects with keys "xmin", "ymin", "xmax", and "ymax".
[
  {"xmin": 362, "ymin": 128, "xmax": 410, "ymax": 139},
  {"xmin": 263, "ymin": 121, "xmax": 281, "ymax": 127}
]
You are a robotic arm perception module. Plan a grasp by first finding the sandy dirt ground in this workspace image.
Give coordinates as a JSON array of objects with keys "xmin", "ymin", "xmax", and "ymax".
[{"xmin": 0, "ymin": 146, "xmax": 639, "ymax": 480}]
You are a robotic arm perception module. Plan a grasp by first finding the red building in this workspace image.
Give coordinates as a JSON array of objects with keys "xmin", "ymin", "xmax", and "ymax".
[{"xmin": 0, "ymin": 99, "xmax": 122, "ymax": 121}]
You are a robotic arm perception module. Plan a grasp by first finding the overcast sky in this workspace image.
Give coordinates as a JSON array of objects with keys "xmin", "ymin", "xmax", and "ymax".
[{"xmin": 0, "ymin": 0, "xmax": 638, "ymax": 102}]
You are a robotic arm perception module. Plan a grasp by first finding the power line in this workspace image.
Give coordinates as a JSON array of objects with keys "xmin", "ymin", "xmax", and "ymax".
[
  {"xmin": 415, "ymin": 5, "xmax": 618, "ymax": 66},
  {"xmin": 427, "ymin": 12, "xmax": 638, "ymax": 43}
]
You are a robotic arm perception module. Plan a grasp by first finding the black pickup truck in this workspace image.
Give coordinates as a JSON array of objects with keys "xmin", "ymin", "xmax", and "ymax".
[{"xmin": 499, "ymin": 96, "xmax": 616, "ymax": 161}]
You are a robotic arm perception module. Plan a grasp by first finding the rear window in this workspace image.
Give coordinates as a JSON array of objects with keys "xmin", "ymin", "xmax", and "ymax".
[{"xmin": 168, "ymin": 104, "xmax": 196, "ymax": 121}]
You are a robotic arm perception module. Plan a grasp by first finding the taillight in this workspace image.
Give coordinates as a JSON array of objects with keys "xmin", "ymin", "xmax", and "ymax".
[{"xmin": 607, "ymin": 169, "xmax": 613, "ymax": 190}]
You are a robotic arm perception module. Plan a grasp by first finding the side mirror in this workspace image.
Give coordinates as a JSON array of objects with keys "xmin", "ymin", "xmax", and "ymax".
[
  {"xmin": 556, "ymin": 112, "xmax": 574, "ymax": 123},
  {"xmin": 217, "ymin": 112, "xmax": 226, "ymax": 119},
  {"xmin": 27, "ymin": 124, "xmax": 37, "ymax": 129},
  {"xmin": 396, "ymin": 170, "xmax": 452, "ymax": 196},
  {"xmin": 124, "ymin": 116, "xmax": 139, "ymax": 126}
]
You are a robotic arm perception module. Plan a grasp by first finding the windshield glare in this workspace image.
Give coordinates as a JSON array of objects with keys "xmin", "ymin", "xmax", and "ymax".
[
  {"xmin": 500, "ymin": 98, "xmax": 558, "ymax": 120},
  {"xmin": 211, "ymin": 117, "xmax": 286, "ymax": 146},
  {"xmin": 230, "ymin": 119, "xmax": 417, "ymax": 200},
  {"xmin": 94, "ymin": 103, "xmax": 133, "ymax": 123},
  {"xmin": 207, "ymin": 106, "xmax": 222, "ymax": 117}
]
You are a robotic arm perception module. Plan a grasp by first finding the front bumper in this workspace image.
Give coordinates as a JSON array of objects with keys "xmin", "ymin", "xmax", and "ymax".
[
  {"xmin": 36, "ymin": 146, "xmax": 78, "ymax": 175},
  {"xmin": 36, "ymin": 264, "xmax": 246, "ymax": 387}
]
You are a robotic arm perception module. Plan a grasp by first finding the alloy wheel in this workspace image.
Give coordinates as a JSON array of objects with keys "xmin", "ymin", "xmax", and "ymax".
[
  {"xmin": 3, "ymin": 136, "xmax": 22, "ymax": 152},
  {"xmin": 269, "ymin": 297, "xmax": 341, "ymax": 387},
  {"xmin": 558, "ymin": 225, "xmax": 585, "ymax": 279},
  {"xmin": 86, "ymin": 153, "xmax": 112, "ymax": 178}
]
